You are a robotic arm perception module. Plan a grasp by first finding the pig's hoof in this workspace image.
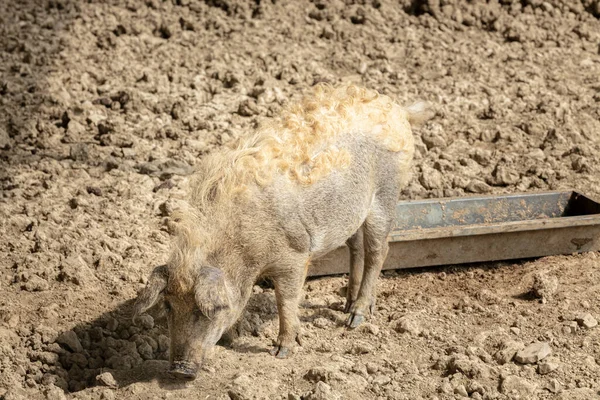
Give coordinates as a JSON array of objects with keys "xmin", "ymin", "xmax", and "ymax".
[
  {"xmin": 168, "ymin": 361, "xmax": 198, "ymax": 380},
  {"xmin": 270, "ymin": 345, "xmax": 290, "ymax": 359},
  {"xmin": 346, "ymin": 312, "xmax": 365, "ymax": 328}
]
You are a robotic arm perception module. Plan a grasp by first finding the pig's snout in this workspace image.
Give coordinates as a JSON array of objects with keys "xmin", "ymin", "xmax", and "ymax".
[{"xmin": 168, "ymin": 361, "xmax": 198, "ymax": 380}]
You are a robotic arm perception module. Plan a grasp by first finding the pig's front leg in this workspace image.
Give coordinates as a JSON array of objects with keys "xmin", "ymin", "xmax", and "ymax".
[{"xmin": 269, "ymin": 259, "xmax": 308, "ymax": 358}]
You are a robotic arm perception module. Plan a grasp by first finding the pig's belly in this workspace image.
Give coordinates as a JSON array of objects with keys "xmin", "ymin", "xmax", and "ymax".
[{"xmin": 307, "ymin": 207, "xmax": 369, "ymax": 259}]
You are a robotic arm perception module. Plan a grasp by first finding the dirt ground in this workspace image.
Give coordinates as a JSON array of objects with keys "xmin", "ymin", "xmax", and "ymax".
[{"xmin": 2, "ymin": 0, "xmax": 600, "ymax": 399}]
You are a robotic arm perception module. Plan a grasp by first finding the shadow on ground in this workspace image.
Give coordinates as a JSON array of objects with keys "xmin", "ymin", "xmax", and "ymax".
[{"xmin": 46, "ymin": 288, "xmax": 280, "ymax": 393}]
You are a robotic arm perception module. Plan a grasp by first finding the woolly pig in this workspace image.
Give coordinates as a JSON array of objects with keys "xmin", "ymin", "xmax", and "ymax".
[{"xmin": 134, "ymin": 84, "xmax": 430, "ymax": 379}]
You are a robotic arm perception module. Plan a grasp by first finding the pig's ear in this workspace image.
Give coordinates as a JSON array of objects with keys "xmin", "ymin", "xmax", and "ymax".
[
  {"xmin": 134, "ymin": 265, "xmax": 168, "ymax": 317},
  {"xmin": 194, "ymin": 266, "xmax": 231, "ymax": 319}
]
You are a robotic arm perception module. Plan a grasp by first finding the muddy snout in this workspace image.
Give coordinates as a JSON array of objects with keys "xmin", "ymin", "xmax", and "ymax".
[{"xmin": 168, "ymin": 361, "xmax": 198, "ymax": 380}]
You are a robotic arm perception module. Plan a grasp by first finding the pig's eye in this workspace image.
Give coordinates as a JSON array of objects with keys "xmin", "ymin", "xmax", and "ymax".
[{"xmin": 164, "ymin": 300, "xmax": 172, "ymax": 313}]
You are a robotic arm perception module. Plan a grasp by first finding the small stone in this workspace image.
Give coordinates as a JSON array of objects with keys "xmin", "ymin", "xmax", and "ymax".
[
  {"xmin": 510, "ymin": 327, "xmax": 520, "ymax": 335},
  {"xmin": 96, "ymin": 372, "xmax": 118, "ymax": 388},
  {"xmin": 538, "ymin": 358, "xmax": 559, "ymax": 375},
  {"xmin": 454, "ymin": 384, "xmax": 469, "ymax": 397},
  {"xmin": 500, "ymin": 375, "xmax": 537, "ymax": 397},
  {"xmin": 514, "ymin": 342, "xmax": 552, "ymax": 364},
  {"xmin": 56, "ymin": 331, "xmax": 83, "ymax": 353},
  {"xmin": 575, "ymin": 313, "xmax": 597, "ymax": 329}
]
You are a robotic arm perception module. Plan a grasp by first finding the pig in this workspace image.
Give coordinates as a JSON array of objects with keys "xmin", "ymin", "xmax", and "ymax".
[{"xmin": 134, "ymin": 84, "xmax": 431, "ymax": 379}]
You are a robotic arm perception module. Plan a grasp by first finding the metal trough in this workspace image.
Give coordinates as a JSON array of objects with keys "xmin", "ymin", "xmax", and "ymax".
[{"xmin": 309, "ymin": 191, "xmax": 600, "ymax": 277}]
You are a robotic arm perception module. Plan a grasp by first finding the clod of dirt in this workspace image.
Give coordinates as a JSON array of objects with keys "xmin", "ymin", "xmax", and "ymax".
[
  {"xmin": 356, "ymin": 322, "xmax": 379, "ymax": 335},
  {"xmin": 514, "ymin": 342, "xmax": 552, "ymax": 364},
  {"xmin": 21, "ymin": 275, "xmax": 50, "ymax": 292},
  {"xmin": 86, "ymin": 186, "xmax": 102, "ymax": 196},
  {"xmin": 556, "ymin": 388, "xmax": 599, "ymax": 400},
  {"xmin": 500, "ymin": 375, "xmax": 537, "ymax": 398},
  {"xmin": 55, "ymin": 331, "xmax": 83, "ymax": 353},
  {"xmin": 447, "ymin": 355, "xmax": 491, "ymax": 380},
  {"xmin": 494, "ymin": 340, "xmax": 524, "ymax": 365},
  {"xmin": 311, "ymin": 317, "xmax": 332, "ymax": 329},
  {"xmin": 545, "ymin": 379, "xmax": 561, "ymax": 394},
  {"xmin": 575, "ymin": 313, "xmax": 598, "ymax": 329},
  {"xmin": 537, "ymin": 357, "xmax": 560, "ymax": 375},
  {"xmin": 96, "ymin": 372, "xmax": 117, "ymax": 388},
  {"xmin": 237, "ymin": 99, "xmax": 260, "ymax": 117},
  {"xmin": 348, "ymin": 342, "xmax": 372, "ymax": 355},
  {"xmin": 466, "ymin": 180, "xmax": 491, "ymax": 193},
  {"xmin": 394, "ymin": 315, "xmax": 422, "ymax": 335},
  {"xmin": 304, "ymin": 381, "xmax": 341, "ymax": 400},
  {"xmin": 44, "ymin": 385, "xmax": 67, "ymax": 400},
  {"xmin": 531, "ymin": 271, "xmax": 558, "ymax": 300},
  {"xmin": 0, "ymin": 126, "xmax": 10, "ymax": 150},
  {"xmin": 304, "ymin": 366, "xmax": 340, "ymax": 384},
  {"xmin": 453, "ymin": 384, "xmax": 468, "ymax": 397},
  {"xmin": 419, "ymin": 166, "xmax": 444, "ymax": 190},
  {"xmin": 228, "ymin": 374, "xmax": 254, "ymax": 400},
  {"xmin": 134, "ymin": 314, "xmax": 154, "ymax": 330}
]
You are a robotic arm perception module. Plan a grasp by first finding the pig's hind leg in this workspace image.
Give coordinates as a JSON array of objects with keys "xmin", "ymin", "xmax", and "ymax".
[
  {"xmin": 346, "ymin": 207, "xmax": 392, "ymax": 328},
  {"xmin": 269, "ymin": 256, "xmax": 308, "ymax": 358},
  {"xmin": 344, "ymin": 227, "xmax": 364, "ymax": 313}
]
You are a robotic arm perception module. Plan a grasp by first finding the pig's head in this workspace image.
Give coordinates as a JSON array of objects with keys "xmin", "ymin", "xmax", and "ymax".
[{"xmin": 134, "ymin": 264, "xmax": 236, "ymax": 380}]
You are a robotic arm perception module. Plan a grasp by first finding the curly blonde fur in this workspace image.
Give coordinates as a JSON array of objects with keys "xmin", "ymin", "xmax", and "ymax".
[{"xmin": 189, "ymin": 83, "xmax": 413, "ymax": 211}]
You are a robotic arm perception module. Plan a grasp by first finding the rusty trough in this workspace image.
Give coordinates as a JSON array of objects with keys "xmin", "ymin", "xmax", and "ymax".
[{"xmin": 308, "ymin": 191, "xmax": 600, "ymax": 277}]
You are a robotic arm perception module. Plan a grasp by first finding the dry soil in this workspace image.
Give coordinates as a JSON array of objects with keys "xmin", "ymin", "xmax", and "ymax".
[{"xmin": 1, "ymin": 0, "xmax": 600, "ymax": 399}]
